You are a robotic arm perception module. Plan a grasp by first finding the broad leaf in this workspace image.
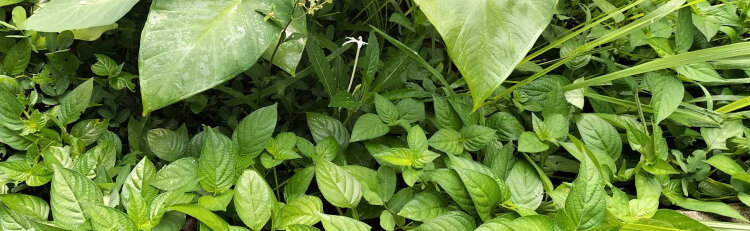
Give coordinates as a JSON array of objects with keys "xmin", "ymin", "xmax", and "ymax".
[
  {"xmin": 276, "ymin": 195, "xmax": 323, "ymax": 229},
  {"xmin": 397, "ymin": 191, "xmax": 447, "ymax": 221},
  {"xmin": 411, "ymin": 211, "xmax": 475, "ymax": 231},
  {"xmin": 50, "ymin": 166, "xmax": 104, "ymax": 229},
  {"xmin": 139, "ymin": 0, "xmax": 288, "ymax": 112},
  {"xmin": 645, "ymin": 71, "xmax": 684, "ymax": 124},
  {"xmin": 318, "ymin": 213, "xmax": 371, "ymax": 231},
  {"xmin": 58, "ymin": 78, "xmax": 93, "ymax": 125},
  {"xmin": 234, "ymin": 169, "xmax": 273, "ymax": 231},
  {"xmin": 350, "ymin": 114, "xmax": 389, "ymax": 142},
  {"xmin": 233, "ymin": 104, "xmax": 277, "ymax": 158},
  {"xmin": 199, "ymin": 127, "xmax": 237, "ymax": 194},
  {"xmin": 415, "ymin": 0, "xmax": 557, "ymax": 109},
  {"xmin": 22, "ymin": 0, "xmax": 139, "ymax": 32},
  {"xmin": 506, "ymin": 160, "xmax": 544, "ymax": 210},
  {"xmin": 151, "ymin": 157, "xmax": 199, "ymax": 191},
  {"xmin": 556, "ymin": 151, "xmax": 606, "ymax": 230},
  {"xmin": 315, "ymin": 159, "xmax": 361, "ymax": 208}
]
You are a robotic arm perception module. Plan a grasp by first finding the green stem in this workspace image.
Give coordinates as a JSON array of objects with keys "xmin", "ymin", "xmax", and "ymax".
[{"xmin": 351, "ymin": 207, "xmax": 360, "ymax": 220}]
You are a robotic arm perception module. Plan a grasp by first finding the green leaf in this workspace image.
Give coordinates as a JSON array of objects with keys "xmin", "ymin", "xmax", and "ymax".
[
  {"xmin": 556, "ymin": 151, "xmax": 606, "ymax": 230},
  {"xmin": 665, "ymin": 195, "xmax": 747, "ymax": 222},
  {"xmin": 4, "ymin": 39, "xmax": 30, "ymax": 76},
  {"xmin": 90, "ymin": 54, "xmax": 121, "ymax": 77},
  {"xmin": 380, "ymin": 210, "xmax": 395, "ymax": 231},
  {"xmin": 283, "ymin": 166, "xmax": 315, "ymax": 200},
  {"xmin": 0, "ymin": 86, "xmax": 24, "ymax": 131},
  {"xmin": 705, "ymin": 155, "xmax": 750, "ymax": 184},
  {"xmin": 350, "ymin": 114, "xmax": 389, "ymax": 142},
  {"xmin": 58, "ymin": 78, "xmax": 93, "ymax": 125},
  {"xmin": 518, "ymin": 131, "xmax": 549, "ymax": 153},
  {"xmin": 375, "ymin": 94, "xmax": 399, "ymax": 124},
  {"xmin": 451, "ymin": 166, "xmax": 500, "ymax": 222},
  {"xmin": 234, "ymin": 169, "xmax": 273, "ymax": 231},
  {"xmin": 287, "ymin": 224, "xmax": 321, "ymax": 231},
  {"xmin": 85, "ymin": 204, "xmax": 138, "ymax": 231},
  {"xmin": 167, "ymin": 204, "xmax": 228, "ymax": 231},
  {"xmin": 675, "ymin": 7, "xmax": 694, "ymax": 53},
  {"xmin": 138, "ymin": 0, "xmax": 285, "ymax": 113},
  {"xmin": 645, "ymin": 71, "xmax": 684, "ymax": 124},
  {"xmin": 151, "ymin": 157, "xmax": 199, "ymax": 191},
  {"xmin": 233, "ymin": 104, "xmax": 277, "ymax": 158},
  {"xmin": 397, "ymin": 191, "xmax": 447, "ymax": 221},
  {"xmin": 276, "ymin": 195, "xmax": 323, "ymax": 229},
  {"xmin": 415, "ymin": 0, "xmax": 557, "ymax": 109},
  {"xmin": 307, "ymin": 36, "xmax": 341, "ymax": 96},
  {"xmin": 22, "ymin": 0, "xmax": 138, "ymax": 32},
  {"xmin": 199, "ymin": 127, "xmax": 237, "ymax": 194},
  {"xmin": 396, "ymin": 98, "xmax": 426, "ymax": 123},
  {"xmin": 306, "ymin": 113, "xmax": 350, "ymax": 149},
  {"xmin": 261, "ymin": 3, "xmax": 306, "ymax": 75},
  {"xmin": 487, "ymin": 112, "xmax": 524, "ymax": 141},
  {"xmin": 408, "ymin": 125, "xmax": 428, "ymax": 151},
  {"xmin": 433, "ymin": 96, "xmax": 463, "ymax": 130},
  {"xmin": 318, "ymin": 213, "xmax": 371, "ymax": 231},
  {"xmin": 122, "ymin": 157, "xmax": 157, "ymax": 206},
  {"xmin": 373, "ymin": 148, "xmax": 438, "ymax": 168},
  {"xmin": 50, "ymin": 166, "xmax": 104, "ymax": 228},
  {"xmin": 0, "ymin": 194, "xmax": 49, "ymax": 220},
  {"xmin": 198, "ymin": 190, "xmax": 234, "ymax": 211},
  {"xmin": 314, "ymin": 159, "xmax": 361, "ymax": 208},
  {"xmin": 147, "ymin": 126, "xmax": 189, "ymax": 161},
  {"xmin": 506, "ymin": 160, "xmax": 543, "ymax": 211},
  {"xmin": 576, "ymin": 114, "xmax": 622, "ymax": 160},
  {"xmin": 377, "ymin": 166, "xmax": 397, "ymax": 203},
  {"xmin": 650, "ymin": 209, "xmax": 713, "ymax": 231},
  {"xmin": 412, "ymin": 211, "xmax": 475, "ymax": 231},
  {"xmin": 428, "ymin": 128, "xmax": 463, "ymax": 155},
  {"xmin": 459, "ymin": 125, "xmax": 496, "ymax": 151}
]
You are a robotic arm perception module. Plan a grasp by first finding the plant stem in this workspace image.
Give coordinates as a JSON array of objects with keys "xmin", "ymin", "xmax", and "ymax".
[
  {"xmin": 260, "ymin": 0, "xmax": 303, "ymax": 105},
  {"xmin": 347, "ymin": 45, "xmax": 362, "ymax": 92},
  {"xmin": 351, "ymin": 207, "xmax": 360, "ymax": 220}
]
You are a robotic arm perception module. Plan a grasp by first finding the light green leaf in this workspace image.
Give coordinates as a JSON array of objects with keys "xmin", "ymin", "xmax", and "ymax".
[
  {"xmin": 314, "ymin": 159, "xmax": 361, "ymax": 208},
  {"xmin": 452, "ymin": 167, "xmax": 500, "ymax": 222},
  {"xmin": 645, "ymin": 71, "xmax": 684, "ymax": 124},
  {"xmin": 576, "ymin": 114, "xmax": 622, "ymax": 160},
  {"xmin": 138, "ymin": 0, "xmax": 285, "ymax": 112},
  {"xmin": 85, "ymin": 204, "xmax": 138, "ymax": 231},
  {"xmin": 276, "ymin": 195, "xmax": 322, "ymax": 229},
  {"xmin": 198, "ymin": 190, "xmax": 234, "ymax": 211},
  {"xmin": 233, "ymin": 104, "xmax": 277, "ymax": 158},
  {"xmin": 428, "ymin": 128, "xmax": 463, "ymax": 155},
  {"xmin": 287, "ymin": 224, "xmax": 321, "ymax": 231},
  {"xmin": 58, "ymin": 78, "xmax": 93, "ymax": 125},
  {"xmin": 486, "ymin": 112, "xmax": 524, "ymax": 141},
  {"xmin": 0, "ymin": 86, "xmax": 24, "ymax": 131},
  {"xmin": 518, "ymin": 131, "xmax": 548, "ymax": 153},
  {"xmin": 396, "ymin": 98, "xmax": 425, "ymax": 123},
  {"xmin": 375, "ymin": 94, "xmax": 399, "ymax": 124},
  {"xmin": 556, "ymin": 151, "xmax": 606, "ymax": 230},
  {"xmin": 650, "ymin": 209, "xmax": 713, "ymax": 231},
  {"xmin": 411, "ymin": 211, "xmax": 475, "ymax": 231},
  {"xmin": 121, "ymin": 157, "xmax": 157, "ymax": 207},
  {"xmin": 373, "ymin": 148, "xmax": 424, "ymax": 168},
  {"xmin": 407, "ymin": 125, "xmax": 428, "ymax": 151},
  {"xmin": 4, "ymin": 39, "xmax": 30, "ymax": 76},
  {"xmin": 306, "ymin": 113, "xmax": 350, "ymax": 149},
  {"xmin": 234, "ymin": 169, "xmax": 273, "ymax": 231},
  {"xmin": 350, "ymin": 114, "xmax": 389, "ymax": 142},
  {"xmin": 397, "ymin": 191, "xmax": 447, "ymax": 221},
  {"xmin": 260, "ymin": 2, "xmax": 306, "ymax": 75},
  {"xmin": 433, "ymin": 96, "xmax": 463, "ymax": 130},
  {"xmin": 415, "ymin": 0, "xmax": 557, "ymax": 109},
  {"xmin": 199, "ymin": 127, "xmax": 237, "ymax": 194},
  {"xmin": 283, "ymin": 167, "xmax": 315, "ymax": 201},
  {"xmin": 460, "ymin": 125, "xmax": 496, "ymax": 151},
  {"xmin": 506, "ymin": 160, "xmax": 543, "ymax": 211},
  {"xmin": 167, "ymin": 204, "xmax": 228, "ymax": 231},
  {"xmin": 0, "ymin": 194, "xmax": 49, "ymax": 220},
  {"xmin": 147, "ymin": 126, "xmax": 189, "ymax": 161},
  {"xmin": 380, "ymin": 210, "xmax": 395, "ymax": 231},
  {"xmin": 151, "ymin": 157, "xmax": 198, "ymax": 191},
  {"xmin": 705, "ymin": 155, "xmax": 750, "ymax": 184},
  {"xmin": 318, "ymin": 213, "xmax": 371, "ymax": 231},
  {"xmin": 50, "ymin": 166, "xmax": 104, "ymax": 228},
  {"xmin": 22, "ymin": 0, "xmax": 138, "ymax": 32}
]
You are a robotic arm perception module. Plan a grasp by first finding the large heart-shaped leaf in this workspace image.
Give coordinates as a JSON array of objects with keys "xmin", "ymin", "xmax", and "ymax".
[
  {"xmin": 22, "ymin": 0, "xmax": 139, "ymax": 32},
  {"xmin": 415, "ymin": 0, "xmax": 558, "ymax": 109},
  {"xmin": 139, "ymin": 0, "xmax": 289, "ymax": 113}
]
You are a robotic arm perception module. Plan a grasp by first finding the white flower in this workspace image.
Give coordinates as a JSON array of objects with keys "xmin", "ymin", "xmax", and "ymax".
[{"xmin": 343, "ymin": 36, "xmax": 367, "ymax": 48}]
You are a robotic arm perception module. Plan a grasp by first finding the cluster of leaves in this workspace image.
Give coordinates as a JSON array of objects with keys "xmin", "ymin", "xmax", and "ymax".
[{"xmin": 0, "ymin": 0, "xmax": 750, "ymax": 230}]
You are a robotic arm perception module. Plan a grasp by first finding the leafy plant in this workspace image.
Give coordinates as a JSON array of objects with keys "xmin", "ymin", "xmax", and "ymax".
[{"xmin": 0, "ymin": 0, "xmax": 750, "ymax": 230}]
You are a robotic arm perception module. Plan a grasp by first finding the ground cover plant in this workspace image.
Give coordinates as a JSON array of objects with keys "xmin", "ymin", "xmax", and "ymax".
[{"xmin": 0, "ymin": 0, "xmax": 750, "ymax": 230}]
